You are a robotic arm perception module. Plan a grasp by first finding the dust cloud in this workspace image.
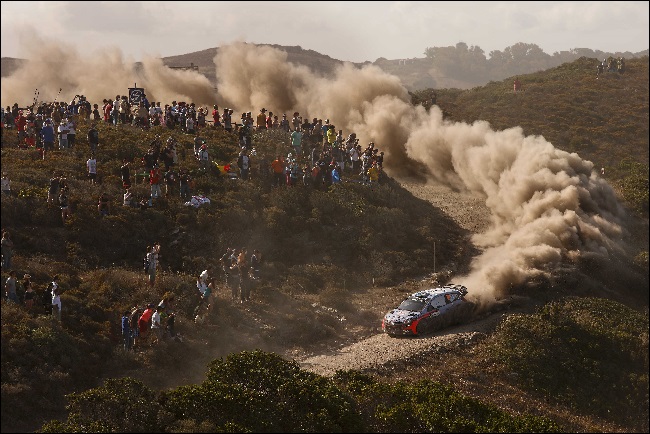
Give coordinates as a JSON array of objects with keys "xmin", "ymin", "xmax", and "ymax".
[
  {"xmin": 0, "ymin": 33, "xmax": 216, "ymax": 108},
  {"xmin": 213, "ymin": 42, "xmax": 631, "ymax": 305},
  {"xmin": 1, "ymin": 39, "xmax": 633, "ymax": 306}
]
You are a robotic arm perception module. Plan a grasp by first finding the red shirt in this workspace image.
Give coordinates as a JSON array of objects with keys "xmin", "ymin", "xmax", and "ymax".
[{"xmin": 150, "ymin": 168, "xmax": 161, "ymax": 184}]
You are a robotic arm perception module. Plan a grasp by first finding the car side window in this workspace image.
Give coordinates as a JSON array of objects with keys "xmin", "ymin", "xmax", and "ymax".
[{"xmin": 431, "ymin": 296, "xmax": 445, "ymax": 308}]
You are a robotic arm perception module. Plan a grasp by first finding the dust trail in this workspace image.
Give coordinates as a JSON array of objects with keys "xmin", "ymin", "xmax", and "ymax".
[
  {"xmin": 214, "ymin": 42, "xmax": 630, "ymax": 305},
  {"xmin": 0, "ymin": 33, "xmax": 216, "ymax": 108},
  {"xmin": 1, "ymin": 38, "xmax": 634, "ymax": 305}
]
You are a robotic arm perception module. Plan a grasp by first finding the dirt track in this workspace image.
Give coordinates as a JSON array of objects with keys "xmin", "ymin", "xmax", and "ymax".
[{"xmin": 298, "ymin": 181, "xmax": 495, "ymax": 375}]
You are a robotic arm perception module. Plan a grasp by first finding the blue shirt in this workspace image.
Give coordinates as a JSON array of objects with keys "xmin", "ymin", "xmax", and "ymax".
[
  {"xmin": 41, "ymin": 125, "xmax": 55, "ymax": 142},
  {"xmin": 121, "ymin": 315, "xmax": 131, "ymax": 335}
]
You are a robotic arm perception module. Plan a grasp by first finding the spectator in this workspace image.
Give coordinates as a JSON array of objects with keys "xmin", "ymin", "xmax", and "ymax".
[
  {"xmin": 57, "ymin": 118, "xmax": 69, "ymax": 150},
  {"xmin": 23, "ymin": 274, "xmax": 35, "ymax": 312},
  {"xmin": 129, "ymin": 307, "xmax": 142, "ymax": 350},
  {"xmin": 211, "ymin": 104, "xmax": 221, "ymax": 127},
  {"xmin": 123, "ymin": 188, "xmax": 136, "ymax": 207},
  {"xmin": 228, "ymin": 251, "xmax": 240, "ymax": 301},
  {"xmin": 87, "ymin": 123, "xmax": 99, "ymax": 154},
  {"xmin": 4, "ymin": 270, "xmax": 18, "ymax": 303},
  {"xmin": 1, "ymin": 172, "xmax": 11, "ymax": 196},
  {"xmin": 237, "ymin": 148, "xmax": 251, "ymax": 180},
  {"xmin": 59, "ymin": 186, "xmax": 70, "ymax": 225},
  {"xmin": 165, "ymin": 313, "xmax": 177, "ymax": 340},
  {"xmin": 47, "ymin": 172, "xmax": 60, "ymax": 205},
  {"xmin": 197, "ymin": 143, "xmax": 210, "ymax": 171},
  {"xmin": 92, "ymin": 103, "xmax": 101, "ymax": 121},
  {"xmin": 120, "ymin": 159, "xmax": 131, "ymax": 189},
  {"xmin": 151, "ymin": 306, "xmax": 163, "ymax": 345},
  {"xmin": 51, "ymin": 278, "xmax": 62, "ymax": 320},
  {"xmin": 513, "ymin": 77, "xmax": 522, "ymax": 93},
  {"xmin": 291, "ymin": 112, "xmax": 301, "ymax": 131},
  {"xmin": 98, "ymin": 192, "xmax": 111, "ymax": 217},
  {"xmin": 121, "ymin": 310, "xmax": 132, "ymax": 351},
  {"xmin": 41, "ymin": 119, "xmax": 56, "ymax": 155},
  {"xmin": 291, "ymin": 128, "xmax": 302, "ymax": 157},
  {"xmin": 138, "ymin": 304, "xmax": 155, "ymax": 346},
  {"xmin": 279, "ymin": 113, "xmax": 290, "ymax": 132},
  {"xmin": 67, "ymin": 117, "xmax": 77, "ymax": 148},
  {"xmin": 179, "ymin": 168, "xmax": 192, "ymax": 201},
  {"xmin": 256, "ymin": 108, "xmax": 267, "ymax": 130},
  {"xmin": 150, "ymin": 165, "xmax": 162, "ymax": 200},
  {"xmin": 220, "ymin": 247, "xmax": 234, "ymax": 288},
  {"xmin": 1, "ymin": 230, "xmax": 14, "ymax": 269},
  {"xmin": 271, "ymin": 155, "xmax": 285, "ymax": 187},
  {"xmin": 238, "ymin": 248, "xmax": 250, "ymax": 303},
  {"xmin": 250, "ymin": 249, "xmax": 261, "ymax": 280},
  {"xmin": 164, "ymin": 168, "xmax": 177, "ymax": 198},
  {"xmin": 87, "ymin": 154, "xmax": 97, "ymax": 184},
  {"xmin": 146, "ymin": 243, "xmax": 160, "ymax": 287}
]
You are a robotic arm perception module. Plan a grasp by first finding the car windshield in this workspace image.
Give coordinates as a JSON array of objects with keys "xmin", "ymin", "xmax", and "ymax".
[{"xmin": 397, "ymin": 298, "xmax": 426, "ymax": 312}]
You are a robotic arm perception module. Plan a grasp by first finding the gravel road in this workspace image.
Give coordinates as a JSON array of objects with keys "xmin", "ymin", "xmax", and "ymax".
[{"xmin": 298, "ymin": 181, "xmax": 496, "ymax": 376}]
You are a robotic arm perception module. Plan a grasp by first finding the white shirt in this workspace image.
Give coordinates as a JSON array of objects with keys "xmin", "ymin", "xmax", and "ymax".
[
  {"xmin": 58, "ymin": 123, "xmax": 69, "ymax": 139},
  {"xmin": 52, "ymin": 289, "xmax": 61, "ymax": 308},
  {"xmin": 151, "ymin": 311, "xmax": 161, "ymax": 328},
  {"xmin": 87, "ymin": 158, "xmax": 97, "ymax": 174}
]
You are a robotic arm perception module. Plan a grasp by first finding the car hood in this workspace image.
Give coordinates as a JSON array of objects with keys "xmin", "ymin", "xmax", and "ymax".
[{"xmin": 384, "ymin": 309, "xmax": 419, "ymax": 323}]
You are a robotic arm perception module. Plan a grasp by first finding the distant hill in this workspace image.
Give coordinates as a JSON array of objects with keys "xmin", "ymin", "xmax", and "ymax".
[{"xmin": 2, "ymin": 43, "xmax": 648, "ymax": 91}]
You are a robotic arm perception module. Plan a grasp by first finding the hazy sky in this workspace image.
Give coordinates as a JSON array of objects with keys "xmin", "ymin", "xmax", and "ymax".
[{"xmin": 1, "ymin": 1, "xmax": 648, "ymax": 62}]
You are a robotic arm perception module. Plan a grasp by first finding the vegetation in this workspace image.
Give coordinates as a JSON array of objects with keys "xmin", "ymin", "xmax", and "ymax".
[
  {"xmin": 485, "ymin": 297, "xmax": 649, "ymax": 431},
  {"xmin": 423, "ymin": 42, "xmax": 647, "ymax": 86},
  {"xmin": 2, "ymin": 55, "xmax": 648, "ymax": 432},
  {"xmin": 39, "ymin": 351, "xmax": 560, "ymax": 433}
]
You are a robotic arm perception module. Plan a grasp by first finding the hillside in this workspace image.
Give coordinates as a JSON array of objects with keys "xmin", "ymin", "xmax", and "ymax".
[{"xmin": 1, "ymin": 56, "xmax": 649, "ymax": 433}]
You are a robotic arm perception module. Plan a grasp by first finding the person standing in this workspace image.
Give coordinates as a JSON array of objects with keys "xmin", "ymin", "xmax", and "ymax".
[
  {"xmin": 4, "ymin": 270, "xmax": 18, "ymax": 303},
  {"xmin": 237, "ymin": 148, "xmax": 251, "ymax": 180},
  {"xmin": 47, "ymin": 172, "xmax": 61, "ymax": 206},
  {"xmin": 237, "ymin": 248, "xmax": 250, "ymax": 303},
  {"xmin": 87, "ymin": 154, "xmax": 97, "ymax": 184},
  {"xmin": 87, "ymin": 123, "xmax": 99, "ymax": 154},
  {"xmin": 57, "ymin": 118, "xmax": 69, "ymax": 150},
  {"xmin": 120, "ymin": 159, "xmax": 131, "ymax": 189},
  {"xmin": 51, "ymin": 279, "xmax": 62, "ymax": 320},
  {"xmin": 41, "ymin": 119, "xmax": 56, "ymax": 156},
  {"xmin": 271, "ymin": 155, "xmax": 285, "ymax": 187},
  {"xmin": 58, "ymin": 186, "xmax": 70, "ymax": 225},
  {"xmin": 290, "ymin": 128, "xmax": 302, "ymax": 158},
  {"xmin": 23, "ymin": 274, "xmax": 35, "ymax": 311},
  {"xmin": 1, "ymin": 230, "xmax": 13, "ymax": 270},
  {"xmin": 121, "ymin": 310, "xmax": 132, "ymax": 351},
  {"xmin": 179, "ymin": 168, "xmax": 191, "ymax": 201},
  {"xmin": 151, "ymin": 306, "xmax": 163, "ymax": 345},
  {"xmin": 146, "ymin": 243, "xmax": 160, "ymax": 288},
  {"xmin": 149, "ymin": 165, "xmax": 162, "ymax": 200}
]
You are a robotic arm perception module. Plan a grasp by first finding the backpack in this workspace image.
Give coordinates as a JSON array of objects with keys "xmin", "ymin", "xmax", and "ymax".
[{"xmin": 143, "ymin": 256, "xmax": 150, "ymax": 274}]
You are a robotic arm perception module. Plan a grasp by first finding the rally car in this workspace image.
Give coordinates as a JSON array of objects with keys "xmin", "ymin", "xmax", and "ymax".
[{"xmin": 382, "ymin": 284, "xmax": 473, "ymax": 337}]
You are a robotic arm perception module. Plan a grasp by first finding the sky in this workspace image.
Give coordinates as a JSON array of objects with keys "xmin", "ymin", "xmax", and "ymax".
[{"xmin": 1, "ymin": 1, "xmax": 648, "ymax": 63}]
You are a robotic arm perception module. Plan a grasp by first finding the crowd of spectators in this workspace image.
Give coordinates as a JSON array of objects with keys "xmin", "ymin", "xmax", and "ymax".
[{"xmin": 1, "ymin": 91, "xmax": 388, "ymax": 349}]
